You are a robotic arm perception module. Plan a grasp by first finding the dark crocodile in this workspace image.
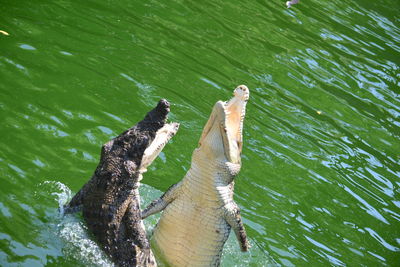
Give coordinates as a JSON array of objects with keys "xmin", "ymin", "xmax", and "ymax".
[{"xmin": 64, "ymin": 99, "xmax": 179, "ymax": 267}]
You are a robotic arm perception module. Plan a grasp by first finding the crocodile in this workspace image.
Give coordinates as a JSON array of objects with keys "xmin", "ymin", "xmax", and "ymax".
[
  {"xmin": 142, "ymin": 85, "xmax": 250, "ymax": 267},
  {"xmin": 64, "ymin": 99, "xmax": 179, "ymax": 267}
]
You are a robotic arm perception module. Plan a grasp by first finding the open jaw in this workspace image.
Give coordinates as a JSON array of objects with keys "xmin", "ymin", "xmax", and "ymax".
[
  {"xmin": 139, "ymin": 119, "xmax": 180, "ymax": 174},
  {"xmin": 222, "ymin": 85, "xmax": 249, "ymax": 163},
  {"xmin": 139, "ymin": 122, "xmax": 179, "ymax": 174}
]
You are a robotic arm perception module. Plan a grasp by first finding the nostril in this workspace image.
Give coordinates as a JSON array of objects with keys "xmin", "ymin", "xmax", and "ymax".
[
  {"xmin": 158, "ymin": 99, "xmax": 170, "ymax": 109},
  {"xmin": 238, "ymin": 85, "xmax": 247, "ymax": 91}
]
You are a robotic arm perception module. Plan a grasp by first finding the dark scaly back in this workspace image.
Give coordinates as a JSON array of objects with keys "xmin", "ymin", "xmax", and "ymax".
[{"xmin": 65, "ymin": 99, "xmax": 170, "ymax": 267}]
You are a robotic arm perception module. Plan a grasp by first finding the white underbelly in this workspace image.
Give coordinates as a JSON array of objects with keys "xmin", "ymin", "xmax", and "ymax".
[{"xmin": 152, "ymin": 197, "xmax": 230, "ymax": 267}]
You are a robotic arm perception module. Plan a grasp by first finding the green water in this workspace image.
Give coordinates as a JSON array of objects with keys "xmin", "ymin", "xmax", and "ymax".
[{"xmin": 1, "ymin": 0, "xmax": 399, "ymax": 266}]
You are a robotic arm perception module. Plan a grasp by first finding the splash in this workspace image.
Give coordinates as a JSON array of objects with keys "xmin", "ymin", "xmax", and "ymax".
[
  {"xmin": 43, "ymin": 181, "xmax": 72, "ymax": 214},
  {"xmin": 58, "ymin": 217, "xmax": 113, "ymax": 267},
  {"xmin": 44, "ymin": 181, "xmax": 269, "ymax": 266},
  {"xmin": 43, "ymin": 180, "xmax": 113, "ymax": 266}
]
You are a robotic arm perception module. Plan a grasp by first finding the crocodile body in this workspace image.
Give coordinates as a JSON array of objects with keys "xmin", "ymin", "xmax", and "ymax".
[
  {"xmin": 143, "ymin": 86, "xmax": 250, "ymax": 266},
  {"xmin": 65, "ymin": 100, "xmax": 179, "ymax": 267}
]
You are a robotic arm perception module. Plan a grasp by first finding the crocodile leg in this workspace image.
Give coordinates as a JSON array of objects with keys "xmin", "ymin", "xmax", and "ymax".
[
  {"xmin": 121, "ymin": 196, "xmax": 157, "ymax": 267},
  {"xmin": 63, "ymin": 177, "xmax": 93, "ymax": 213},
  {"xmin": 223, "ymin": 203, "xmax": 250, "ymax": 252},
  {"xmin": 141, "ymin": 182, "xmax": 182, "ymax": 219}
]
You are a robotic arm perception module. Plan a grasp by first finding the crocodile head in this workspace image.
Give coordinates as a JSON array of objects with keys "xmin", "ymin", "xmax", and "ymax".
[
  {"xmin": 137, "ymin": 99, "xmax": 179, "ymax": 174},
  {"xmin": 106, "ymin": 99, "xmax": 179, "ymax": 180},
  {"xmin": 198, "ymin": 85, "xmax": 249, "ymax": 164}
]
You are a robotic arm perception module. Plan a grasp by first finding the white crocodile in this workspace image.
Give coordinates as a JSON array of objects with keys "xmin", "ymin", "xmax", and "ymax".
[{"xmin": 142, "ymin": 85, "xmax": 250, "ymax": 266}]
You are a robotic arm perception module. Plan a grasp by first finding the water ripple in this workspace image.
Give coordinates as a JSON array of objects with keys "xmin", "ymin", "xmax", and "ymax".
[{"xmin": 1, "ymin": 0, "xmax": 399, "ymax": 266}]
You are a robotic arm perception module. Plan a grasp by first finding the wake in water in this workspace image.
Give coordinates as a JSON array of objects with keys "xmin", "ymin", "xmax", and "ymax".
[
  {"xmin": 44, "ymin": 181, "xmax": 270, "ymax": 267},
  {"xmin": 43, "ymin": 180, "xmax": 113, "ymax": 267}
]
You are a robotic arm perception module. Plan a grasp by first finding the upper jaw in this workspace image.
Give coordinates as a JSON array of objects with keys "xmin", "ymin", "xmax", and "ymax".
[
  {"xmin": 197, "ymin": 85, "xmax": 249, "ymax": 164},
  {"xmin": 232, "ymin": 85, "xmax": 250, "ymax": 101},
  {"xmin": 143, "ymin": 99, "xmax": 171, "ymax": 126},
  {"xmin": 221, "ymin": 85, "xmax": 249, "ymax": 163},
  {"xmin": 138, "ymin": 99, "xmax": 179, "ymax": 175},
  {"xmin": 155, "ymin": 99, "xmax": 171, "ymax": 117}
]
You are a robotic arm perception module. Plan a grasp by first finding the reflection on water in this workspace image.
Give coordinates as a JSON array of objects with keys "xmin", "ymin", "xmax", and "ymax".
[{"xmin": 0, "ymin": 0, "xmax": 399, "ymax": 266}]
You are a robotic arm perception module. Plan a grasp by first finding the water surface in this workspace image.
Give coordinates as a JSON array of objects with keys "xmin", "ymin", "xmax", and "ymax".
[{"xmin": 0, "ymin": 0, "xmax": 399, "ymax": 266}]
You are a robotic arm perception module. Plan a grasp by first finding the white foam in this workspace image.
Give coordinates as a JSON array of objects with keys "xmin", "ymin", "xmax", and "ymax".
[
  {"xmin": 45, "ymin": 181, "xmax": 269, "ymax": 266},
  {"xmin": 44, "ymin": 180, "xmax": 113, "ymax": 266},
  {"xmin": 58, "ymin": 216, "xmax": 113, "ymax": 267}
]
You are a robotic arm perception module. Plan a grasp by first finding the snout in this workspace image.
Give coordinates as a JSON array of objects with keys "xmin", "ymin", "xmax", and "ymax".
[
  {"xmin": 157, "ymin": 99, "xmax": 170, "ymax": 114},
  {"xmin": 233, "ymin": 85, "xmax": 249, "ymax": 101}
]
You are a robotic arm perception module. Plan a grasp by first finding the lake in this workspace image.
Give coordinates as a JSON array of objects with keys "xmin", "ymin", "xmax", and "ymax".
[{"xmin": 0, "ymin": 0, "xmax": 399, "ymax": 266}]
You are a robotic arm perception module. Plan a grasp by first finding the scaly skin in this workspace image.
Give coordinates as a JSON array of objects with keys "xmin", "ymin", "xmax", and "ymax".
[
  {"xmin": 142, "ymin": 86, "xmax": 250, "ymax": 267},
  {"xmin": 64, "ymin": 100, "xmax": 179, "ymax": 267}
]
